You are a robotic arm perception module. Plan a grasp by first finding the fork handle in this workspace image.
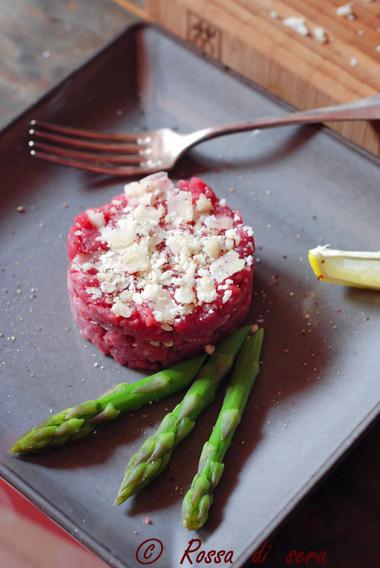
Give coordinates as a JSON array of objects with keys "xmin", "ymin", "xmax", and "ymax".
[{"xmin": 188, "ymin": 95, "xmax": 380, "ymax": 145}]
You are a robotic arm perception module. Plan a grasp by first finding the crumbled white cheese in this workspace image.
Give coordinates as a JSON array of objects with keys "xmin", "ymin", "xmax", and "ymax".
[
  {"xmin": 101, "ymin": 222, "xmax": 137, "ymax": 250},
  {"xmin": 82, "ymin": 262, "xmax": 94, "ymax": 272},
  {"xmin": 283, "ymin": 16, "xmax": 309, "ymax": 37},
  {"xmin": 119, "ymin": 242, "xmax": 150, "ymax": 273},
  {"xmin": 222, "ymin": 289, "xmax": 233, "ymax": 303},
  {"xmin": 225, "ymin": 228, "xmax": 241, "ymax": 245},
  {"xmin": 148, "ymin": 287, "xmax": 178, "ymax": 322},
  {"xmin": 205, "ymin": 215, "xmax": 233, "ymax": 230},
  {"xmin": 313, "ymin": 26, "xmax": 328, "ymax": 44},
  {"xmin": 132, "ymin": 292, "xmax": 143, "ymax": 305},
  {"xmin": 246, "ymin": 255, "xmax": 254, "ymax": 266},
  {"xmin": 134, "ymin": 203, "xmax": 165, "ymax": 225},
  {"xmin": 87, "ymin": 209, "xmax": 105, "ymax": 229},
  {"xmin": 203, "ymin": 236, "xmax": 223, "ymax": 258},
  {"xmin": 196, "ymin": 194, "xmax": 213, "ymax": 212},
  {"xmin": 112, "ymin": 299, "xmax": 133, "ymax": 318},
  {"xmin": 167, "ymin": 191, "xmax": 193, "ymax": 222},
  {"xmin": 141, "ymin": 284, "xmax": 161, "ymax": 302},
  {"xmin": 166, "ymin": 234, "xmax": 191, "ymax": 259},
  {"xmin": 140, "ymin": 171, "xmax": 172, "ymax": 194},
  {"xmin": 336, "ymin": 3, "xmax": 354, "ymax": 18},
  {"xmin": 174, "ymin": 280, "xmax": 195, "ymax": 304},
  {"xmin": 86, "ymin": 287, "xmax": 102, "ymax": 300},
  {"xmin": 124, "ymin": 181, "xmax": 144, "ymax": 198},
  {"xmin": 119, "ymin": 290, "xmax": 133, "ymax": 303},
  {"xmin": 124, "ymin": 172, "xmax": 172, "ymax": 199},
  {"xmin": 71, "ymin": 254, "xmax": 94, "ymax": 272},
  {"xmin": 196, "ymin": 276, "xmax": 217, "ymax": 303},
  {"xmin": 82, "ymin": 173, "xmax": 254, "ymax": 325},
  {"xmin": 210, "ymin": 250, "xmax": 245, "ymax": 282}
]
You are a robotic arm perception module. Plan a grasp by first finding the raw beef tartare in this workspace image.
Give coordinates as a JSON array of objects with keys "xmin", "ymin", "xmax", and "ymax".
[{"xmin": 67, "ymin": 172, "xmax": 254, "ymax": 370}]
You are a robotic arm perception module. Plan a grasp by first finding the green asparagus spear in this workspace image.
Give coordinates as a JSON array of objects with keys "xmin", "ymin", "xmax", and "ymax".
[
  {"xmin": 182, "ymin": 328, "xmax": 264, "ymax": 530},
  {"xmin": 10, "ymin": 354, "xmax": 207, "ymax": 454},
  {"xmin": 115, "ymin": 326, "xmax": 251, "ymax": 505}
]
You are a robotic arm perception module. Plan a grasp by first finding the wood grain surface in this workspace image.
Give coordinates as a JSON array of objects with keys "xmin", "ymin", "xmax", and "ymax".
[
  {"xmin": 146, "ymin": 0, "xmax": 380, "ymax": 156},
  {"xmin": 0, "ymin": 2, "xmax": 379, "ymax": 568}
]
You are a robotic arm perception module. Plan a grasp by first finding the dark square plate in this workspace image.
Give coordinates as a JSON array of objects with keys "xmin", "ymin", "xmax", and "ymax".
[{"xmin": 1, "ymin": 23, "xmax": 379, "ymax": 568}]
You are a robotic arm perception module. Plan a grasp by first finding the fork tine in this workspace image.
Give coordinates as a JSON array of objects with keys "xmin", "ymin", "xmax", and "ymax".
[
  {"xmin": 29, "ymin": 130, "xmax": 150, "ymax": 154},
  {"xmin": 30, "ymin": 149, "xmax": 158, "ymax": 176},
  {"xmin": 30, "ymin": 119, "xmax": 150, "ymax": 142},
  {"xmin": 31, "ymin": 141, "xmax": 144, "ymax": 165}
]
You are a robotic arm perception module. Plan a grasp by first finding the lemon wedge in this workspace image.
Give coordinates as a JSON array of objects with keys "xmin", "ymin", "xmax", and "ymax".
[{"xmin": 308, "ymin": 245, "xmax": 380, "ymax": 290}]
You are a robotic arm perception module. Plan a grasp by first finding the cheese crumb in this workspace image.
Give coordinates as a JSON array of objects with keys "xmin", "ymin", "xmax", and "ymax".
[
  {"xmin": 81, "ymin": 173, "xmax": 254, "ymax": 325},
  {"xmin": 124, "ymin": 181, "xmax": 143, "ymax": 198},
  {"xmin": 174, "ymin": 281, "xmax": 195, "ymax": 305},
  {"xmin": 167, "ymin": 191, "xmax": 193, "ymax": 222},
  {"xmin": 210, "ymin": 250, "xmax": 245, "ymax": 282},
  {"xmin": 119, "ymin": 242, "xmax": 150, "ymax": 273},
  {"xmin": 205, "ymin": 215, "xmax": 233, "ymax": 230},
  {"xmin": 205, "ymin": 344, "xmax": 215, "ymax": 355},
  {"xmin": 112, "ymin": 299, "xmax": 133, "ymax": 318},
  {"xmin": 87, "ymin": 209, "xmax": 105, "ymax": 228},
  {"xmin": 196, "ymin": 194, "xmax": 213, "ymax": 212},
  {"xmin": 222, "ymin": 289, "xmax": 232, "ymax": 303},
  {"xmin": 196, "ymin": 276, "xmax": 217, "ymax": 303},
  {"xmin": 101, "ymin": 222, "xmax": 137, "ymax": 249},
  {"xmin": 86, "ymin": 287, "xmax": 102, "ymax": 300},
  {"xmin": 225, "ymin": 228, "xmax": 241, "ymax": 245},
  {"xmin": 203, "ymin": 236, "xmax": 223, "ymax": 258},
  {"xmin": 283, "ymin": 16, "xmax": 309, "ymax": 37},
  {"xmin": 313, "ymin": 27, "xmax": 328, "ymax": 44},
  {"xmin": 336, "ymin": 3, "xmax": 354, "ymax": 18}
]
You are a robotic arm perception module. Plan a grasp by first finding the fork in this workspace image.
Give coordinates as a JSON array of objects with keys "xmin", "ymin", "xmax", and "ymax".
[{"xmin": 28, "ymin": 95, "xmax": 380, "ymax": 176}]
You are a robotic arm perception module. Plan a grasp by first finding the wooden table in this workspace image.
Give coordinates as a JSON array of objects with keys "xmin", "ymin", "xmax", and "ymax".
[{"xmin": 0, "ymin": 2, "xmax": 379, "ymax": 567}]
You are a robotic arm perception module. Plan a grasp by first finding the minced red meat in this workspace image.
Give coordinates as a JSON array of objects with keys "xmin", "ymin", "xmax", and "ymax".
[{"xmin": 67, "ymin": 172, "xmax": 254, "ymax": 370}]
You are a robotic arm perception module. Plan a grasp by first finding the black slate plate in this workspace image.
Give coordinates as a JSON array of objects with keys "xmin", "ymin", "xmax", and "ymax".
[{"xmin": 1, "ymin": 23, "xmax": 379, "ymax": 568}]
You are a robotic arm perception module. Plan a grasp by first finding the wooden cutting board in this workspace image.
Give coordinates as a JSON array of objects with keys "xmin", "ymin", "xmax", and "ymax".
[{"xmin": 117, "ymin": 0, "xmax": 380, "ymax": 157}]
